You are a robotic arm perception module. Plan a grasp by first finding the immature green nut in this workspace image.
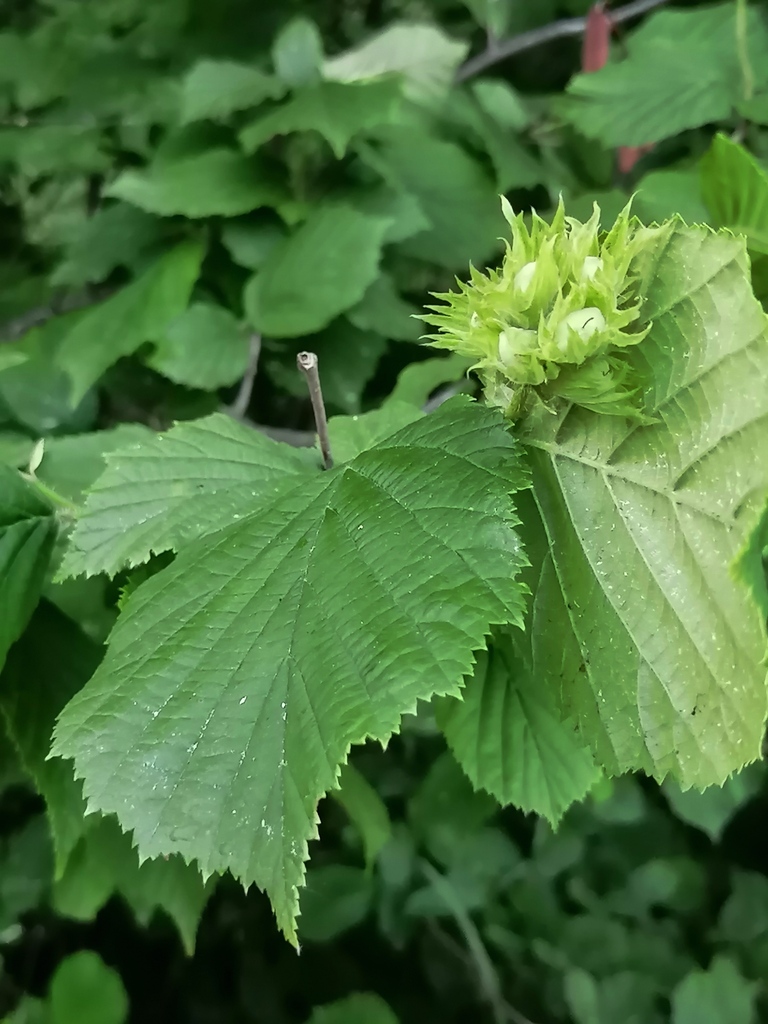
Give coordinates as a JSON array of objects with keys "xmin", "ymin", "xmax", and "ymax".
[
  {"xmin": 514, "ymin": 261, "xmax": 537, "ymax": 293},
  {"xmin": 420, "ymin": 195, "xmax": 667, "ymax": 420},
  {"xmin": 555, "ymin": 307, "xmax": 606, "ymax": 353},
  {"xmin": 581, "ymin": 256, "xmax": 603, "ymax": 281}
]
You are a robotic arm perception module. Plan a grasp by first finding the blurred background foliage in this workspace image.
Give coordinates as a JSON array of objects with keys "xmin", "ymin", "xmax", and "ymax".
[{"xmin": 2, "ymin": 0, "xmax": 768, "ymax": 1021}]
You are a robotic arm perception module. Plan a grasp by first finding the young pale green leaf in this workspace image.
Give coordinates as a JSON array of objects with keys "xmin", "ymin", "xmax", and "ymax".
[
  {"xmin": 436, "ymin": 634, "xmax": 600, "ymax": 825},
  {"xmin": 701, "ymin": 134, "xmax": 768, "ymax": 256},
  {"xmin": 34, "ymin": 425, "xmax": 154, "ymax": 503},
  {"xmin": 0, "ymin": 603, "xmax": 100, "ymax": 876},
  {"xmin": 148, "ymin": 302, "xmax": 251, "ymax": 389},
  {"xmin": 326, "ymin": 402, "xmax": 423, "ymax": 463},
  {"xmin": 49, "ymin": 951, "xmax": 128, "ymax": 1024},
  {"xmin": 272, "ymin": 16, "xmax": 324, "ymax": 88},
  {"xmin": 386, "ymin": 353, "xmax": 473, "ymax": 409},
  {"xmin": 243, "ymin": 206, "xmax": 391, "ymax": 337},
  {"xmin": 240, "ymin": 79, "xmax": 402, "ymax": 159},
  {"xmin": 306, "ymin": 994, "xmax": 398, "ymax": 1024},
  {"xmin": 54, "ymin": 815, "xmax": 210, "ymax": 956},
  {"xmin": 0, "ymin": 467, "xmax": 57, "ymax": 670},
  {"xmin": 324, "ymin": 23, "xmax": 467, "ymax": 105},
  {"xmin": 51, "ymin": 399, "xmax": 529, "ymax": 943},
  {"xmin": 332, "ymin": 763, "xmax": 392, "ymax": 867},
  {"xmin": 348, "ymin": 274, "xmax": 422, "ymax": 342},
  {"xmin": 55, "ymin": 241, "xmax": 204, "ymax": 405},
  {"xmin": 106, "ymin": 150, "xmax": 285, "ymax": 218},
  {"xmin": 360, "ymin": 127, "xmax": 503, "ymax": 269},
  {"xmin": 671, "ymin": 957, "xmax": 757, "ymax": 1024},
  {"xmin": 180, "ymin": 59, "xmax": 284, "ymax": 123},
  {"xmin": 61, "ymin": 412, "xmax": 319, "ymax": 579},
  {"xmin": 519, "ymin": 224, "xmax": 768, "ymax": 788},
  {"xmin": 561, "ymin": 4, "xmax": 768, "ymax": 147}
]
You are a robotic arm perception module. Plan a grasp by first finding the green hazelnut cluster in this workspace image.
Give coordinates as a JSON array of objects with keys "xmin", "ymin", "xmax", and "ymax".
[{"xmin": 421, "ymin": 197, "xmax": 667, "ymax": 420}]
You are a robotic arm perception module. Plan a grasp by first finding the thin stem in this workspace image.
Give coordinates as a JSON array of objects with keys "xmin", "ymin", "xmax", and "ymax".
[
  {"xmin": 735, "ymin": 0, "xmax": 754, "ymax": 103},
  {"xmin": 229, "ymin": 333, "xmax": 261, "ymax": 420},
  {"xmin": 422, "ymin": 380, "xmax": 468, "ymax": 413},
  {"xmin": 455, "ymin": 0, "xmax": 668, "ymax": 82},
  {"xmin": 21, "ymin": 473, "xmax": 78, "ymax": 513},
  {"xmin": 297, "ymin": 351, "xmax": 333, "ymax": 469},
  {"xmin": 420, "ymin": 860, "xmax": 507, "ymax": 1024}
]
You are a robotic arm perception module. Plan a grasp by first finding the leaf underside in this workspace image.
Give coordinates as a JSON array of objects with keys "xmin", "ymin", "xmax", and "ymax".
[{"xmin": 520, "ymin": 224, "xmax": 768, "ymax": 788}]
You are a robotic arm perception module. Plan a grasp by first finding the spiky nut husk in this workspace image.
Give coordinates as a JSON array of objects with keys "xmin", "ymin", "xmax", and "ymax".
[{"xmin": 420, "ymin": 197, "xmax": 669, "ymax": 420}]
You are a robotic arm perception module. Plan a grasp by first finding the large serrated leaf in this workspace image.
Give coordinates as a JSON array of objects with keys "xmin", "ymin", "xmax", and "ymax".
[
  {"xmin": 243, "ymin": 206, "xmax": 391, "ymax": 337},
  {"xmin": 107, "ymin": 149, "xmax": 285, "ymax": 218},
  {"xmin": 0, "ymin": 466, "xmax": 57, "ymax": 669},
  {"xmin": 51, "ymin": 399, "xmax": 528, "ymax": 943},
  {"xmin": 61, "ymin": 413, "xmax": 319, "ymax": 579},
  {"xmin": 436, "ymin": 632, "xmax": 600, "ymax": 825},
  {"xmin": 519, "ymin": 224, "xmax": 768, "ymax": 788}
]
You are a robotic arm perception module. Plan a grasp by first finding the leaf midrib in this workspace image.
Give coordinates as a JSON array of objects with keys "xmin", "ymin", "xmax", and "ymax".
[
  {"xmin": 527, "ymin": 472, "xmax": 727, "ymax": 781},
  {"xmin": 534, "ymin": 436, "xmax": 754, "ymax": 765}
]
